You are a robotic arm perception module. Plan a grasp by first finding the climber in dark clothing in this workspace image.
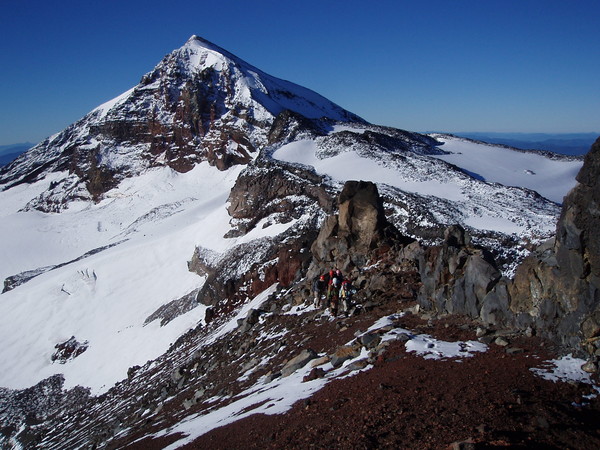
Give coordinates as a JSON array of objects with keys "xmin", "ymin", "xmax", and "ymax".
[{"xmin": 312, "ymin": 275, "xmax": 327, "ymax": 307}]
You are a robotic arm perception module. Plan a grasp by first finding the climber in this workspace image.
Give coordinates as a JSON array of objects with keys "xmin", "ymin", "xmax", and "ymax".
[
  {"xmin": 328, "ymin": 274, "xmax": 342, "ymax": 316},
  {"xmin": 312, "ymin": 274, "xmax": 327, "ymax": 306},
  {"xmin": 339, "ymin": 278, "xmax": 353, "ymax": 314},
  {"xmin": 334, "ymin": 268, "xmax": 343, "ymax": 281},
  {"xmin": 328, "ymin": 269, "xmax": 335, "ymax": 283}
]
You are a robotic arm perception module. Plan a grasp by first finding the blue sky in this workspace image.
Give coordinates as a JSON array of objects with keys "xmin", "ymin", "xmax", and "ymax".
[{"xmin": 1, "ymin": 0, "xmax": 598, "ymax": 145}]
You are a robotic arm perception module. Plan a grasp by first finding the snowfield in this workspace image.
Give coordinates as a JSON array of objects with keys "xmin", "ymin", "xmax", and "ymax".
[
  {"xmin": 272, "ymin": 132, "xmax": 579, "ymax": 236},
  {"xmin": 429, "ymin": 134, "xmax": 582, "ymax": 204},
  {"xmin": 0, "ymin": 162, "xmax": 294, "ymax": 394}
]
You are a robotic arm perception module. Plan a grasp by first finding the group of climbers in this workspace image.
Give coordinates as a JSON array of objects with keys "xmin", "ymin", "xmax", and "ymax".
[{"xmin": 312, "ymin": 268, "xmax": 355, "ymax": 316}]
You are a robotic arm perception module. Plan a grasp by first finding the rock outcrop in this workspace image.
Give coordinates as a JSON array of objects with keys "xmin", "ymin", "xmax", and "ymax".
[
  {"xmin": 226, "ymin": 155, "xmax": 334, "ymax": 237},
  {"xmin": 498, "ymin": 137, "xmax": 600, "ymax": 352},
  {"xmin": 415, "ymin": 138, "xmax": 600, "ymax": 357},
  {"xmin": 417, "ymin": 225, "xmax": 501, "ymax": 319},
  {"xmin": 309, "ymin": 180, "xmax": 413, "ymax": 277}
]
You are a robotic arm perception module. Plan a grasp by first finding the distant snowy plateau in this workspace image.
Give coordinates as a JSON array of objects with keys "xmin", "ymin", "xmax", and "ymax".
[{"xmin": 0, "ymin": 35, "xmax": 587, "ymax": 434}]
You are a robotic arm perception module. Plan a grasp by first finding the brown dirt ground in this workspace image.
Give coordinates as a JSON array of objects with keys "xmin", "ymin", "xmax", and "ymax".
[
  {"xmin": 119, "ymin": 302, "xmax": 600, "ymax": 450},
  {"xmin": 181, "ymin": 317, "xmax": 600, "ymax": 449}
]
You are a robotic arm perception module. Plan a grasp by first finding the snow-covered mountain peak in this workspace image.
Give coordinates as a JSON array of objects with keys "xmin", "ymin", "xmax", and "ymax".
[
  {"xmin": 182, "ymin": 35, "xmax": 237, "ymax": 60},
  {"xmin": 0, "ymin": 36, "xmax": 364, "ymax": 210},
  {"xmin": 152, "ymin": 35, "xmax": 364, "ymax": 122},
  {"xmin": 172, "ymin": 35, "xmax": 239, "ymax": 74}
]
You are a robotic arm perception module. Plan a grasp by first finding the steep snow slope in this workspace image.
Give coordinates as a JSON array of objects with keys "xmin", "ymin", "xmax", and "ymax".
[{"xmin": 0, "ymin": 163, "xmax": 303, "ymax": 394}]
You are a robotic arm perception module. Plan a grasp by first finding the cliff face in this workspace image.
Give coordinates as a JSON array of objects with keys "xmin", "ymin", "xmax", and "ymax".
[
  {"xmin": 412, "ymin": 138, "xmax": 600, "ymax": 360},
  {"xmin": 506, "ymin": 137, "xmax": 600, "ymax": 352}
]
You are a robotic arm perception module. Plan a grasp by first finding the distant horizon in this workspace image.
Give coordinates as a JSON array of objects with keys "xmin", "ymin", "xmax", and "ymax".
[
  {"xmin": 422, "ymin": 131, "xmax": 600, "ymax": 138},
  {"xmin": 2, "ymin": 132, "xmax": 599, "ymax": 149}
]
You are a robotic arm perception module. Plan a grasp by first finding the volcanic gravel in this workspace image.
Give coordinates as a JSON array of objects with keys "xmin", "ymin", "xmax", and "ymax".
[{"xmin": 180, "ymin": 315, "xmax": 600, "ymax": 449}]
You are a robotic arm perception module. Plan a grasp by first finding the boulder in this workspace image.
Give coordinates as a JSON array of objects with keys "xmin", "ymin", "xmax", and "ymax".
[
  {"xmin": 337, "ymin": 180, "xmax": 387, "ymax": 251},
  {"xmin": 345, "ymin": 359, "xmax": 369, "ymax": 371},
  {"xmin": 302, "ymin": 367, "xmax": 326, "ymax": 382},
  {"xmin": 281, "ymin": 349, "xmax": 318, "ymax": 377},
  {"xmin": 310, "ymin": 355, "xmax": 331, "ymax": 368},
  {"xmin": 237, "ymin": 309, "xmax": 261, "ymax": 333},
  {"xmin": 417, "ymin": 225, "xmax": 501, "ymax": 318},
  {"xmin": 480, "ymin": 278, "xmax": 512, "ymax": 328},
  {"xmin": 358, "ymin": 333, "xmax": 381, "ymax": 349},
  {"xmin": 330, "ymin": 343, "xmax": 362, "ymax": 368}
]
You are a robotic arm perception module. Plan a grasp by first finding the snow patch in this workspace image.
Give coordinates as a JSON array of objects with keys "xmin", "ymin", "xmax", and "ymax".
[
  {"xmin": 92, "ymin": 87, "xmax": 135, "ymax": 120},
  {"xmin": 531, "ymin": 354, "xmax": 595, "ymax": 384},
  {"xmin": 405, "ymin": 335, "xmax": 487, "ymax": 360}
]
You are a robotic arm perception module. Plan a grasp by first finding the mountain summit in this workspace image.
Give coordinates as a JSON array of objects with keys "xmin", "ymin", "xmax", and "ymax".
[
  {"xmin": 175, "ymin": 35, "xmax": 362, "ymax": 122},
  {"xmin": 0, "ymin": 36, "xmax": 362, "ymax": 210}
]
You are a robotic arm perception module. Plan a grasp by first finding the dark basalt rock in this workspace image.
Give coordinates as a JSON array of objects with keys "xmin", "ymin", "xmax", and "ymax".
[
  {"xmin": 226, "ymin": 157, "xmax": 334, "ymax": 237},
  {"xmin": 504, "ymin": 137, "xmax": 600, "ymax": 350},
  {"xmin": 416, "ymin": 225, "xmax": 501, "ymax": 319},
  {"xmin": 469, "ymin": 137, "xmax": 600, "ymax": 353},
  {"xmin": 309, "ymin": 180, "xmax": 412, "ymax": 276},
  {"xmin": 51, "ymin": 337, "xmax": 89, "ymax": 364}
]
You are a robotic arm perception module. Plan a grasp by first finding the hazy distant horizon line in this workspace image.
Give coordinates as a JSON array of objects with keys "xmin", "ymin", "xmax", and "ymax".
[
  {"xmin": 3, "ymin": 131, "xmax": 600, "ymax": 149},
  {"xmin": 421, "ymin": 131, "xmax": 600, "ymax": 137}
]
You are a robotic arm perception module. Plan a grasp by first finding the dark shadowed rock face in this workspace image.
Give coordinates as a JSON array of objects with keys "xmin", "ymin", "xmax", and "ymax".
[
  {"xmin": 474, "ymin": 138, "xmax": 600, "ymax": 354},
  {"xmin": 416, "ymin": 225, "xmax": 501, "ymax": 319},
  {"xmin": 556, "ymin": 137, "xmax": 600, "ymax": 280}
]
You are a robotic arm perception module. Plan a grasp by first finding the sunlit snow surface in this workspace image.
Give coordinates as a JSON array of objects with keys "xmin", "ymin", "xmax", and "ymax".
[
  {"xmin": 0, "ymin": 163, "xmax": 300, "ymax": 394},
  {"xmin": 272, "ymin": 131, "xmax": 580, "ymax": 235},
  {"xmin": 430, "ymin": 135, "xmax": 582, "ymax": 204},
  {"xmin": 273, "ymin": 139, "xmax": 465, "ymax": 201},
  {"xmin": 531, "ymin": 354, "xmax": 595, "ymax": 384}
]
